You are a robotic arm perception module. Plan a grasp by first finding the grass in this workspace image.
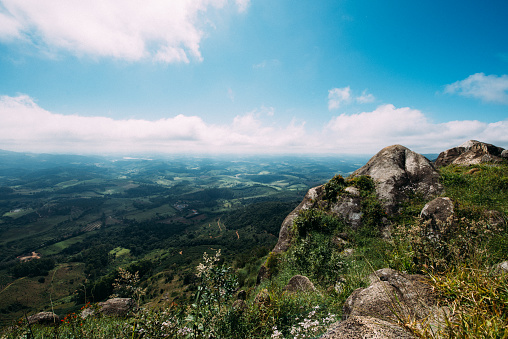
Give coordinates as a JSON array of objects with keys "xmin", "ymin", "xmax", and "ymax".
[
  {"xmin": 0, "ymin": 263, "xmax": 85, "ymax": 327},
  {"xmin": 440, "ymin": 164, "xmax": 508, "ymax": 213},
  {"xmin": 40, "ymin": 232, "xmax": 98, "ymax": 256}
]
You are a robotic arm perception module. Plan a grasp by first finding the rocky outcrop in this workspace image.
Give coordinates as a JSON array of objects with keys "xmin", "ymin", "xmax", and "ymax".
[
  {"xmin": 283, "ymin": 275, "xmax": 316, "ymax": 293},
  {"xmin": 435, "ymin": 140, "xmax": 505, "ymax": 167},
  {"xmin": 329, "ymin": 187, "xmax": 363, "ymax": 229},
  {"xmin": 320, "ymin": 268, "xmax": 444, "ymax": 339},
  {"xmin": 98, "ymin": 298, "xmax": 136, "ymax": 317},
  {"xmin": 271, "ymin": 184, "xmax": 364, "ymax": 254},
  {"xmin": 351, "ymin": 145, "xmax": 442, "ymax": 213},
  {"xmin": 272, "ymin": 186, "xmax": 323, "ymax": 253},
  {"xmin": 270, "ymin": 145, "xmax": 442, "ymax": 256},
  {"xmin": 27, "ymin": 312, "xmax": 59, "ymax": 325}
]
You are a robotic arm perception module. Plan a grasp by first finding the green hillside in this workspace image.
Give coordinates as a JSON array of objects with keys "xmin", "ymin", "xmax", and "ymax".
[{"xmin": 1, "ymin": 159, "xmax": 506, "ymax": 338}]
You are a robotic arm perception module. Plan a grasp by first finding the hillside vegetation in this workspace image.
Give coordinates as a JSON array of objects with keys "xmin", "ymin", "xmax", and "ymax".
[{"xmin": 1, "ymin": 159, "xmax": 507, "ymax": 338}]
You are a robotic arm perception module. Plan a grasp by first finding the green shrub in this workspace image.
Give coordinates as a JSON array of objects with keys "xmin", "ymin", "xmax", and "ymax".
[
  {"xmin": 349, "ymin": 175, "xmax": 375, "ymax": 196},
  {"xmin": 291, "ymin": 209, "xmax": 345, "ymax": 238},
  {"xmin": 286, "ymin": 233, "xmax": 343, "ymax": 286},
  {"xmin": 265, "ymin": 251, "xmax": 282, "ymax": 277},
  {"xmin": 323, "ymin": 175, "xmax": 346, "ymax": 203}
]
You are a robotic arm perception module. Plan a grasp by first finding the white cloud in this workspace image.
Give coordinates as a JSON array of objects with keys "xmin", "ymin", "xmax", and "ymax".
[
  {"xmin": 235, "ymin": 0, "xmax": 250, "ymax": 13},
  {"xmin": 0, "ymin": 0, "xmax": 243, "ymax": 63},
  {"xmin": 0, "ymin": 95, "xmax": 307, "ymax": 154},
  {"xmin": 356, "ymin": 90, "xmax": 375, "ymax": 104},
  {"xmin": 444, "ymin": 73, "xmax": 508, "ymax": 104},
  {"xmin": 0, "ymin": 11, "xmax": 21, "ymax": 40},
  {"xmin": 1, "ymin": 95, "xmax": 507, "ymax": 155},
  {"xmin": 328, "ymin": 87, "xmax": 375, "ymax": 110},
  {"xmin": 322, "ymin": 104, "xmax": 508, "ymax": 153},
  {"xmin": 328, "ymin": 87, "xmax": 351, "ymax": 110}
]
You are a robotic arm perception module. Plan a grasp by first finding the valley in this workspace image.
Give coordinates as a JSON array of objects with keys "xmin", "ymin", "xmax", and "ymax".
[{"xmin": 0, "ymin": 151, "xmax": 369, "ymax": 325}]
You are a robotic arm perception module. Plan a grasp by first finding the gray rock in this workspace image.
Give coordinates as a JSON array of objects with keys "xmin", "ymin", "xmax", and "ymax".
[
  {"xmin": 283, "ymin": 275, "xmax": 316, "ymax": 293},
  {"xmin": 420, "ymin": 197, "xmax": 454, "ymax": 225},
  {"xmin": 342, "ymin": 248, "xmax": 355, "ymax": 257},
  {"xmin": 351, "ymin": 145, "xmax": 442, "ymax": 213},
  {"xmin": 98, "ymin": 298, "xmax": 136, "ymax": 317},
  {"xmin": 320, "ymin": 268, "xmax": 451, "ymax": 338},
  {"xmin": 80, "ymin": 307, "xmax": 95, "ymax": 319},
  {"xmin": 272, "ymin": 186, "xmax": 323, "ymax": 253},
  {"xmin": 435, "ymin": 140, "xmax": 505, "ymax": 167},
  {"xmin": 27, "ymin": 312, "xmax": 59, "ymax": 326},
  {"xmin": 330, "ymin": 192, "xmax": 363, "ymax": 230},
  {"xmin": 492, "ymin": 261, "xmax": 508, "ymax": 276},
  {"xmin": 343, "ymin": 268, "xmax": 436, "ymax": 322},
  {"xmin": 502, "ymin": 149, "xmax": 508, "ymax": 159},
  {"xmin": 320, "ymin": 315, "xmax": 415, "ymax": 339},
  {"xmin": 344, "ymin": 186, "xmax": 360, "ymax": 196}
]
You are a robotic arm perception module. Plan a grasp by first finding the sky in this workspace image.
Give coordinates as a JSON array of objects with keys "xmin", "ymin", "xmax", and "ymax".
[{"xmin": 0, "ymin": 0, "xmax": 507, "ymax": 155}]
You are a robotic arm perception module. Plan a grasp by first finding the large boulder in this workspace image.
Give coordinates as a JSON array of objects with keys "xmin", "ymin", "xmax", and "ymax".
[
  {"xmin": 98, "ymin": 298, "xmax": 136, "ymax": 317},
  {"xmin": 321, "ymin": 268, "xmax": 444, "ymax": 339},
  {"xmin": 283, "ymin": 275, "xmax": 316, "ymax": 293},
  {"xmin": 27, "ymin": 312, "xmax": 59, "ymax": 325},
  {"xmin": 435, "ymin": 140, "xmax": 505, "ymax": 167},
  {"xmin": 351, "ymin": 145, "xmax": 442, "ymax": 213},
  {"xmin": 320, "ymin": 315, "xmax": 414, "ymax": 339},
  {"xmin": 343, "ymin": 268, "xmax": 436, "ymax": 321}
]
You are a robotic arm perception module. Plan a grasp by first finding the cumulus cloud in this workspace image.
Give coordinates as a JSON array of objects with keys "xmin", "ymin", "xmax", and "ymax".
[
  {"xmin": 328, "ymin": 87, "xmax": 375, "ymax": 110},
  {"xmin": 1, "ymin": 95, "xmax": 507, "ymax": 155},
  {"xmin": 322, "ymin": 104, "xmax": 508, "ymax": 153},
  {"xmin": 0, "ymin": 0, "xmax": 243, "ymax": 62},
  {"xmin": 356, "ymin": 90, "xmax": 375, "ymax": 104},
  {"xmin": 328, "ymin": 87, "xmax": 351, "ymax": 110},
  {"xmin": 444, "ymin": 73, "xmax": 508, "ymax": 104}
]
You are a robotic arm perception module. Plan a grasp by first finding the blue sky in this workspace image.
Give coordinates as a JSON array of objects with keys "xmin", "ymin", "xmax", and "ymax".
[{"xmin": 0, "ymin": 0, "xmax": 507, "ymax": 155}]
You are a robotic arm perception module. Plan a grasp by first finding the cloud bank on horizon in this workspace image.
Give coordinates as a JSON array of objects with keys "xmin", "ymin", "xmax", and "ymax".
[
  {"xmin": 1, "ymin": 94, "xmax": 506, "ymax": 155},
  {"xmin": 0, "ymin": 1, "xmax": 507, "ymax": 155}
]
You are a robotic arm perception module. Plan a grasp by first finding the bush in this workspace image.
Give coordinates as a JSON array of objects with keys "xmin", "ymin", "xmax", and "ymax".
[
  {"xmin": 291, "ymin": 209, "xmax": 345, "ymax": 238},
  {"xmin": 286, "ymin": 233, "xmax": 343, "ymax": 286},
  {"xmin": 323, "ymin": 175, "xmax": 346, "ymax": 203}
]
